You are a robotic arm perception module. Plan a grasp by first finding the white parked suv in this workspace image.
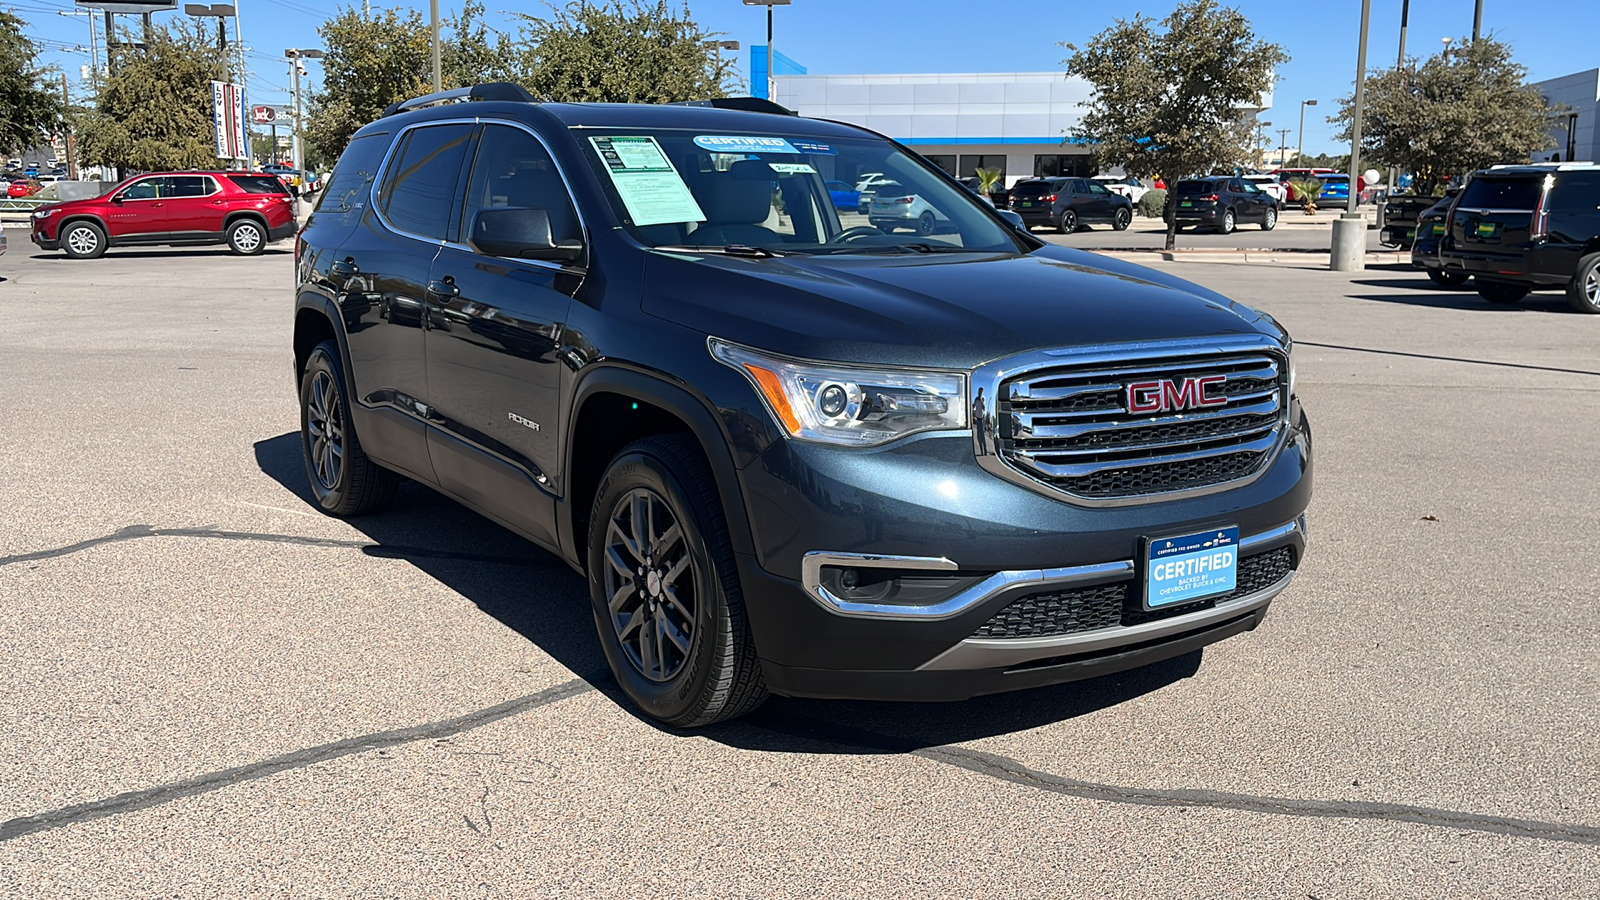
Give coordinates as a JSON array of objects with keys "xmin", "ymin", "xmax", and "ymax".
[
  {"xmin": 1243, "ymin": 174, "xmax": 1288, "ymax": 204},
  {"xmin": 1092, "ymin": 174, "xmax": 1150, "ymax": 204},
  {"xmin": 867, "ymin": 184, "xmax": 950, "ymax": 235}
]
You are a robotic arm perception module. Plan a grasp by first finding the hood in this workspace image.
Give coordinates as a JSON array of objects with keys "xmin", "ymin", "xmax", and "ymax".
[{"xmin": 642, "ymin": 245, "xmax": 1281, "ymax": 369}]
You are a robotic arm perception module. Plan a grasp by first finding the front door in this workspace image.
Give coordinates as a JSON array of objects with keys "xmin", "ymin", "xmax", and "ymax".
[
  {"xmin": 336, "ymin": 120, "xmax": 477, "ymax": 481},
  {"xmin": 422, "ymin": 122, "xmax": 584, "ymax": 548},
  {"xmin": 105, "ymin": 176, "xmax": 169, "ymax": 239}
]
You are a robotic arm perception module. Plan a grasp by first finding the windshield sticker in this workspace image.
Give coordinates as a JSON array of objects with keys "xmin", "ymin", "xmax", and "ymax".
[
  {"xmin": 693, "ymin": 135, "xmax": 801, "ymax": 155},
  {"xmin": 767, "ymin": 162, "xmax": 817, "ymax": 175},
  {"xmin": 589, "ymin": 136, "xmax": 705, "ymax": 227},
  {"xmin": 789, "ymin": 140, "xmax": 836, "ymax": 156}
]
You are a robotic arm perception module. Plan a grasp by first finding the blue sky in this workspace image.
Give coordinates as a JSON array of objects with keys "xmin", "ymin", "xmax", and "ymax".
[{"xmin": 10, "ymin": 0, "xmax": 1599, "ymax": 155}]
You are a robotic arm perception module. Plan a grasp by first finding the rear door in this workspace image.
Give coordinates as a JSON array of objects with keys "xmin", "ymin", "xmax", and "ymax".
[
  {"xmin": 162, "ymin": 175, "xmax": 224, "ymax": 237},
  {"xmin": 1539, "ymin": 171, "xmax": 1600, "ymax": 277},
  {"xmin": 1448, "ymin": 175, "xmax": 1545, "ymax": 263}
]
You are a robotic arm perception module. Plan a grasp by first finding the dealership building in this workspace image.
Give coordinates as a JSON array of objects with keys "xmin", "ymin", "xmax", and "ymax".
[
  {"xmin": 1532, "ymin": 68, "xmax": 1599, "ymax": 163},
  {"xmin": 752, "ymin": 48, "xmax": 1272, "ymax": 186}
]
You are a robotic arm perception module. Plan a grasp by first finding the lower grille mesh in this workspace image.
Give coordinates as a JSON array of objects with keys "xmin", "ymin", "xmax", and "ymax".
[{"xmin": 973, "ymin": 546, "xmax": 1296, "ymax": 639}]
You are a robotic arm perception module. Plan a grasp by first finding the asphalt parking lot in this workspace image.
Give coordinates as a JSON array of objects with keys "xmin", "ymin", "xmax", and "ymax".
[{"xmin": 2, "ymin": 238, "xmax": 1598, "ymax": 896}]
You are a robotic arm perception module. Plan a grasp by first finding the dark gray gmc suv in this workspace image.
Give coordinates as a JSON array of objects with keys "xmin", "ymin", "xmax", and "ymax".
[{"xmin": 292, "ymin": 84, "xmax": 1312, "ymax": 726}]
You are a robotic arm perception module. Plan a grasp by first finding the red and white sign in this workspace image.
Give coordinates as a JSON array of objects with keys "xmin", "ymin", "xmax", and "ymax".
[
  {"xmin": 252, "ymin": 106, "xmax": 276, "ymax": 124},
  {"xmin": 212, "ymin": 81, "xmax": 248, "ymax": 162}
]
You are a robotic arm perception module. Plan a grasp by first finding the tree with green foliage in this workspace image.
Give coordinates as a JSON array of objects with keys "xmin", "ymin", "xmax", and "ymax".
[
  {"xmin": 516, "ymin": 1, "xmax": 731, "ymax": 104},
  {"xmin": 1330, "ymin": 36, "xmax": 1555, "ymax": 195},
  {"xmin": 1062, "ymin": 0, "xmax": 1287, "ymax": 249},
  {"xmin": 306, "ymin": 3, "xmax": 520, "ymax": 165},
  {"xmin": 77, "ymin": 21, "xmax": 228, "ymax": 172},
  {"xmin": 0, "ymin": 11, "xmax": 66, "ymax": 157}
]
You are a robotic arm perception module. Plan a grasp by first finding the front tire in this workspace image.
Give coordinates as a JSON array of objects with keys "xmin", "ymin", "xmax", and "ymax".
[
  {"xmin": 299, "ymin": 340, "xmax": 400, "ymax": 516},
  {"xmin": 61, "ymin": 221, "xmax": 106, "ymax": 259},
  {"xmin": 1426, "ymin": 269, "xmax": 1469, "ymax": 288},
  {"xmin": 1477, "ymin": 282, "xmax": 1529, "ymax": 305},
  {"xmin": 1566, "ymin": 253, "xmax": 1600, "ymax": 314},
  {"xmin": 1261, "ymin": 207, "xmax": 1277, "ymax": 231},
  {"xmin": 588, "ymin": 435, "xmax": 767, "ymax": 727},
  {"xmin": 227, "ymin": 218, "xmax": 266, "ymax": 255},
  {"xmin": 1112, "ymin": 207, "xmax": 1132, "ymax": 231}
]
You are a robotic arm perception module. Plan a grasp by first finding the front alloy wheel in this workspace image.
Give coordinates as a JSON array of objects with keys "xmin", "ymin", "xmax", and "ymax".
[
  {"xmin": 1567, "ymin": 253, "xmax": 1600, "ymax": 314},
  {"xmin": 603, "ymin": 488, "xmax": 697, "ymax": 682}
]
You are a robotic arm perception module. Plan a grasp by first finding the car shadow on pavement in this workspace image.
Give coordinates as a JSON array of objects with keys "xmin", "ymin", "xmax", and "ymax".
[
  {"xmin": 254, "ymin": 431, "xmax": 1201, "ymax": 751},
  {"xmin": 27, "ymin": 248, "xmax": 292, "ymax": 261},
  {"xmin": 1349, "ymin": 279, "xmax": 1575, "ymax": 313}
]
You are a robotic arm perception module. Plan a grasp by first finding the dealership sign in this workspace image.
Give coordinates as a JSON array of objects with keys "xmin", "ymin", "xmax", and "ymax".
[
  {"xmin": 213, "ymin": 81, "xmax": 248, "ymax": 161},
  {"xmin": 74, "ymin": 0, "xmax": 179, "ymax": 13}
]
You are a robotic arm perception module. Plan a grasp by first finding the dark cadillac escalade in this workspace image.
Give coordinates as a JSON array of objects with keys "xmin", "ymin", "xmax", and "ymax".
[{"xmin": 292, "ymin": 84, "xmax": 1312, "ymax": 726}]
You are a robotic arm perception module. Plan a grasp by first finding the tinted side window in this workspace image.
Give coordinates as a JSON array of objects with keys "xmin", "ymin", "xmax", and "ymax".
[
  {"xmin": 168, "ymin": 176, "xmax": 210, "ymax": 197},
  {"xmin": 230, "ymin": 174, "xmax": 290, "ymax": 195},
  {"xmin": 462, "ymin": 124, "xmax": 582, "ymax": 250},
  {"xmin": 313, "ymin": 131, "xmax": 390, "ymax": 228},
  {"xmin": 120, "ymin": 178, "xmax": 160, "ymax": 200},
  {"xmin": 377, "ymin": 123, "xmax": 475, "ymax": 240},
  {"xmin": 1549, "ymin": 173, "xmax": 1600, "ymax": 214}
]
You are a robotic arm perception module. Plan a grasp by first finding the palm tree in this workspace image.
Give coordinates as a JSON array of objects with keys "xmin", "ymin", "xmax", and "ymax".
[
  {"xmin": 1289, "ymin": 178, "xmax": 1325, "ymax": 214},
  {"xmin": 975, "ymin": 166, "xmax": 1004, "ymax": 200}
]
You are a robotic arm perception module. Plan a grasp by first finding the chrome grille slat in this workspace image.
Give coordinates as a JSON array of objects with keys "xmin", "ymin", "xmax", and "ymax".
[
  {"xmin": 989, "ymin": 345, "xmax": 1289, "ymax": 501},
  {"xmin": 1011, "ymin": 395, "xmax": 1280, "ymax": 439}
]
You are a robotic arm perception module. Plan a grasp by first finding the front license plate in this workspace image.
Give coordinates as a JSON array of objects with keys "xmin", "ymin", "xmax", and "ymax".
[{"xmin": 1145, "ymin": 526, "xmax": 1239, "ymax": 609}]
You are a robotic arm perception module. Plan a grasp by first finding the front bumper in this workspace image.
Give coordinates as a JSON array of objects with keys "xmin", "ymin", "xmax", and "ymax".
[{"xmin": 736, "ymin": 409, "xmax": 1313, "ymax": 701}]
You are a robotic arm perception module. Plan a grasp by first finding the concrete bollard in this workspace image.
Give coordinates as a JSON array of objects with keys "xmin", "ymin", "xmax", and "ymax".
[{"xmin": 1329, "ymin": 215, "xmax": 1366, "ymax": 271}]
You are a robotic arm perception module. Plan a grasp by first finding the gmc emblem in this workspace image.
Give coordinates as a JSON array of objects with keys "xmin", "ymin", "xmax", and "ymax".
[{"xmin": 1126, "ymin": 376, "xmax": 1228, "ymax": 414}]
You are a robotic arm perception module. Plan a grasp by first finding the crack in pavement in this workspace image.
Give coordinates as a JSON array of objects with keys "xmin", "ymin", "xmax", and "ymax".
[
  {"xmin": 1297, "ymin": 341, "xmax": 1600, "ymax": 378},
  {"xmin": 0, "ymin": 524, "xmax": 567, "ymax": 570},
  {"xmin": 0, "ymin": 677, "xmax": 596, "ymax": 843}
]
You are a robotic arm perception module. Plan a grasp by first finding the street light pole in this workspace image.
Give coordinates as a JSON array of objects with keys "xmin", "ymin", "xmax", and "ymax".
[
  {"xmin": 743, "ymin": 0, "xmax": 791, "ymax": 100},
  {"xmin": 1296, "ymin": 99, "xmax": 1317, "ymax": 169},
  {"xmin": 1330, "ymin": 0, "xmax": 1372, "ymax": 271},
  {"xmin": 1473, "ymin": 0, "xmax": 1483, "ymax": 41},
  {"xmin": 285, "ymin": 48, "xmax": 324, "ymax": 178},
  {"xmin": 430, "ymin": 0, "xmax": 441, "ymax": 92},
  {"xmin": 1390, "ymin": 0, "xmax": 1409, "ymax": 193}
]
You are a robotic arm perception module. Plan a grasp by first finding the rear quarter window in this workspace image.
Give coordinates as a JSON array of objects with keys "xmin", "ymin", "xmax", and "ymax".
[
  {"xmin": 1457, "ymin": 177, "xmax": 1544, "ymax": 211},
  {"xmin": 1549, "ymin": 172, "xmax": 1600, "ymax": 214},
  {"xmin": 311, "ymin": 131, "xmax": 392, "ymax": 230},
  {"xmin": 228, "ymin": 175, "xmax": 289, "ymax": 194}
]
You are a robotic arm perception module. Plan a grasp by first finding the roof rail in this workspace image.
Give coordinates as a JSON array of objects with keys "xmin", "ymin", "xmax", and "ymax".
[
  {"xmin": 667, "ymin": 96, "xmax": 795, "ymax": 116},
  {"xmin": 381, "ymin": 82, "xmax": 538, "ymax": 118}
]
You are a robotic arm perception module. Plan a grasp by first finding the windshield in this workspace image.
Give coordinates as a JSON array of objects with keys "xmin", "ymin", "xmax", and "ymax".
[{"xmin": 576, "ymin": 128, "xmax": 1021, "ymax": 254}]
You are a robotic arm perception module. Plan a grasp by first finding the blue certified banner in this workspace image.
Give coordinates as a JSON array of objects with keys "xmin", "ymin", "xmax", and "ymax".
[
  {"xmin": 693, "ymin": 135, "xmax": 801, "ymax": 154},
  {"xmin": 1146, "ymin": 526, "xmax": 1239, "ymax": 608},
  {"xmin": 789, "ymin": 139, "xmax": 837, "ymax": 155}
]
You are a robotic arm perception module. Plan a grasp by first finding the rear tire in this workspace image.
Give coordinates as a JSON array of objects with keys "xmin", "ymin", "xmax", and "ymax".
[
  {"xmin": 61, "ymin": 221, "xmax": 106, "ymax": 259},
  {"xmin": 227, "ymin": 218, "xmax": 267, "ymax": 255},
  {"xmin": 1566, "ymin": 253, "xmax": 1600, "ymax": 314},
  {"xmin": 1426, "ymin": 269, "xmax": 1469, "ymax": 288},
  {"xmin": 1056, "ymin": 209, "xmax": 1078, "ymax": 234},
  {"xmin": 916, "ymin": 211, "xmax": 936, "ymax": 236},
  {"xmin": 1477, "ymin": 282, "xmax": 1529, "ymax": 305},
  {"xmin": 588, "ymin": 435, "xmax": 768, "ymax": 727},
  {"xmin": 299, "ymin": 340, "xmax": 400, "ymax": 516},
  {"xmin": 1218, "ymin": 208, "xmax": 1236, "ymax": 235}
]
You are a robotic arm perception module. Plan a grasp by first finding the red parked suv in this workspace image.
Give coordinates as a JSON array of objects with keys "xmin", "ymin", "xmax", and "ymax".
[{"xmin": 29, "ymin": 171, "xmax": 298, "ymax": 259}]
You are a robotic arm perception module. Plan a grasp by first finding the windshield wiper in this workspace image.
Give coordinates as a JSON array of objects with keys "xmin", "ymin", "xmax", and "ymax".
[
  {"xmin": 655, "ymin": 244, "xmax": 785, "ymax": 258},
  {"xmin": 814, "ymin": 242, "xmax": 994, "ymax": 255}
]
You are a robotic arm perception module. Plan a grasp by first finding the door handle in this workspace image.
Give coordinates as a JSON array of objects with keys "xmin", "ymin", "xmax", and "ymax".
[
  {"xmin": 330, "ymin": 259, "xmax": 359, "ymax": 277},
  {"xmin": 426, "ymin": 278, "xmax": 459, "ymax": 303}
]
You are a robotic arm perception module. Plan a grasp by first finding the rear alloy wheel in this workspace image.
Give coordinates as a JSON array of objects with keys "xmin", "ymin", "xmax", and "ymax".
[
  {"xmin": 299, "ymin": 340, "xmax": 400, "ymax": 516},
  {"xmin": 1218, "ymin": 208, "xmax": 1236, "ymax": 235},
  {"xmin": 1477, "ymin": 281, "xmax": 1529, "ymax": 305},
  {"xmin": 61, "ymin": 221, "xmax": 106, "ymax": 259},
  {"xmin": 1261, "ymin": 207, "xmax": 1278, "ymax": 231},
  {"xmin": 1426, "ymin": 269, "xmax": 1469, "ymax": 288},
  {"xmin": 1566, "ymin": 253, "xmax": 1600, "ymax": 314},
  {"xmin": 227, "ymin": 219, "xmax": 266, "ymax": 255},
  {"xmin": 589, "ymin": 435, "xmax": 767, "ymax": 726},
  {"xmin": 916, "ymin": 211, "xmax": 937, "ymax": 236},
  {"xmin": 1056, "ymin": 209, "xmax": 1078, "ymax": 234},
  {"xmin": 1112, "ymin": 207, "xmax": 1132, "ymax": 231}
]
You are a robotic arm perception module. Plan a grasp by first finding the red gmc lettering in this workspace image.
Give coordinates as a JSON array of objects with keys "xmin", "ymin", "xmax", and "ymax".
[
  {"xmin": 1127, "ymin": 380, "xmax": 1166, "ymax": 413},
  {"xmin": 1126, "ymin": 375, "xmax": 1228, "ymax": 413}
]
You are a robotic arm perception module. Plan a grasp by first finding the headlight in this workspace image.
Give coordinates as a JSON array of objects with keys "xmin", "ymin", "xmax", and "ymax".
[
  {"xmin": 33, "ymin": 208, "xmax": 54, "ymax": 219},
  {"xmin": 710, "ymin": 339, "xmax": 968, "ymax": 447}
]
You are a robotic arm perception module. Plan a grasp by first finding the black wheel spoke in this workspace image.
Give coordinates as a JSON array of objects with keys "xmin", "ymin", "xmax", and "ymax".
[
  {"xmin": 603, "ymin": 486, "xmax": 696, "ymax": 683},
  {"xmin": 662, "ymin": 584, "xmax": 692, "ymax": 621},
  {"xmin": 661, "ymin": 554, "xmax": 690, "ymax": 590}
]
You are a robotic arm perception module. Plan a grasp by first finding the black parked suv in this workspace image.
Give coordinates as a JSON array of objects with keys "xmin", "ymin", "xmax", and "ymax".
[
  {"xmin": 1409, "ymin": 187, "xmax": 1466, "ymax": 287},
  {"xmin": 1009, "ymin": 177, "xmax": 1134, "ymax": 233},
  {"xmin": 1170, "ymin": 178, "xmax": 1279, "ymax": 234},
  {"xmin": 1439, "ymin": 163, "xmax": 1600, "ymax": 311},
  {"xmin": 294, "ymin": 84, "xmax": 1312, "ymax": 726}
]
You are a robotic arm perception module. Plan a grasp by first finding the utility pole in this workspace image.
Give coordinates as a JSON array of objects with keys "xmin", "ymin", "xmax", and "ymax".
[
  {"xmin": 1276, "ymin": 128, "xmax": 1291, "ymax": 169},
  {"xmin": 1390, "ymin": 0, "xmax": 1409, "ymax": 194},
  {"xmin": 61, "ymin": 73, "xmax": 77, "ymax": 180},
  {"xmin": 430, "ymin": 0, "xmax": 441, "ymax": 92},
  {"xmin": 1330, "ymin": 0, "xmax": 1372, "ymax": 272},
  {"xmin": 1473, "ymin": 0, "xmax": 1483, "ymax": 41},
  {"xmin": 285, "ymin": 49, "xmax": 324, "ymax": 177}
]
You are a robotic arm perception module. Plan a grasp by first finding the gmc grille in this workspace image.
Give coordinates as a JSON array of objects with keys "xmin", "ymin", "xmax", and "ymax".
[{"xmin": 997, "ymin": 350, "xmax": 1288, "ymax": 500}]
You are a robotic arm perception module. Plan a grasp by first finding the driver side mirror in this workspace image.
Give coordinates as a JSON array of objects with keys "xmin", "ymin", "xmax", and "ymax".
[
  {"xmin": 470, "ymin": 208, "xmax": 583, "ymax": 263},
  {"xmin": 110, "ymin": 194, "xmax": 123, "ymax": 204},
  {"xmin": 997, "ymin": 209, "xmax": 1026, "ymax": 231}
]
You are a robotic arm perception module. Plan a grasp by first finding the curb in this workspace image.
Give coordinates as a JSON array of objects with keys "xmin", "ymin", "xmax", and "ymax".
[{"xmin": 1093, "ymin": 249, "xmax": 1405, "ymax": 266}]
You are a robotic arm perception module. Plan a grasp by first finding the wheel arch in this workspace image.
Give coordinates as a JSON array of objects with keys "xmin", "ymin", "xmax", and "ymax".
[
  {"xmin": 224, "ymin": 209, "xmax": 270, "ymax": 233},
  {"xmin": 562, "ymin": 366, "xmax": 756, "ymax": 574},
  {"xmin": 56, "ymin": 214, "xmax": 107, "ymax": 242},
  {"xmin": 292, "ymin": 293, "xmax": 353, "ymax": 391}
]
